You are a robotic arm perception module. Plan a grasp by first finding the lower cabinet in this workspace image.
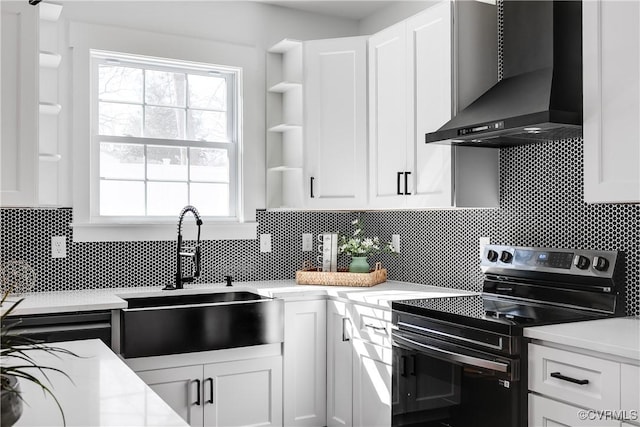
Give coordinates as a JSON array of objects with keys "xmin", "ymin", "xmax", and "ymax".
[
  {"xmin": 283, "ymin": 300, "xmax": 327, "ymax": 426},
  {"xmin": 327, "ymin": 300, "xmax": 393, "ymax": 427},
  {"xmin": 528, "ymin": 342, "xmax": 639, "ymax": 427},
  {"xmin": 352, "ymin": 339, "xmax": 392, "ymax": 427},
  {"xmin": 327, "ymin": 300, "xmax": 353, "ymax": 427},
  {"xmin": 529, "ymin": 394, "xmax": 620, "ymax": 427},
  {"xmin": 136, "ymin": 356, "xmax": 283, "ymax": 427}
]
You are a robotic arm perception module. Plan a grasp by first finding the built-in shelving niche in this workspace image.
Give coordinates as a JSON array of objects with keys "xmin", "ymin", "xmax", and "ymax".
[
  {"xmin": 266, "ymin": 39, "xmax": 304, "ymax": 210},
  {"xmin": 38, "ymin": 2, "xmax": 63, "ymax": 206}
]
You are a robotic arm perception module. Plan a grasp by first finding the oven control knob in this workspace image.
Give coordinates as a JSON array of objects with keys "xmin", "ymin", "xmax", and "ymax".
[
  {"xmin": 487, "ymin": 250, "xmax": 499, "ymax": 262},
  {"xmin": 573, "ymin": 255, "xmax": 590, "ymax": 270},
  {"xmin": 500, "ymin": 251, "xmax": 513, "ymax": 263},
  {"xmin": 593, "ymin": 256, "xmax": 609, "ymax": 272}
]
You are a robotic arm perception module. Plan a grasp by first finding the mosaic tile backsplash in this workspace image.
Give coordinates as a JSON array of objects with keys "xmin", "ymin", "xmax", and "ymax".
[{"xmin": 1, "ymin": 138, "xmax": 639, "ymax": 315}]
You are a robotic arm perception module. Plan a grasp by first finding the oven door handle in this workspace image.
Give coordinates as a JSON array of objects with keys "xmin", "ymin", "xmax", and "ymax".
[{"xmin": 392, "ymin": 332, "xmax": 510, "ymax": 374}]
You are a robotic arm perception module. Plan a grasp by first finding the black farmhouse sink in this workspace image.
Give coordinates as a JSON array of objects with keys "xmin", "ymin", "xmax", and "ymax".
[{"xmin": 116, "ymin": 291, "xmax": 283, "ymax": 358}]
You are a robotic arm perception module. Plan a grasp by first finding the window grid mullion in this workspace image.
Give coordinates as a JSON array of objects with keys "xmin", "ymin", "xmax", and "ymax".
[{"xmin": 144, "ymin": 144, "xmax": 149, "ymax": 216}]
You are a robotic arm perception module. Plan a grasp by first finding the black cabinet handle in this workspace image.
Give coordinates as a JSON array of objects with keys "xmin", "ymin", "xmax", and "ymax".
[
  {"xmin": 194, "ymin": 379, "xmax": 201, "ymax": 406},
  {"xmin": 397, "ymin": 172, "xmax": 403, "ymax": 195},
  {"xmin": 400, "ymin": 355, "xmax": 407, "ymax": 377},
  {"xmin": 342, "ymin": 317, "xmax": 350, "ymax": 342},
  {"xmin": 205, "ymin": 377, "xmax": 214, "ymax": 404},
  {"xmin": 550, "ymin": 372, "xmax": 589, "ymax": 385},
  {"xmin": 310, "ymin": 177, "xmax": 315, "ymax": 198},
  {"xmin": 404, "ymin": 171, "xmax": 411, "ymax": 195}
]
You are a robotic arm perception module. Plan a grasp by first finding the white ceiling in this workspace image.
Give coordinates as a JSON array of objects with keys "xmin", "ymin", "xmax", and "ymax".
[{"xmin": 257, "ymin": 1, "xmax": 397, "ymax": 20}]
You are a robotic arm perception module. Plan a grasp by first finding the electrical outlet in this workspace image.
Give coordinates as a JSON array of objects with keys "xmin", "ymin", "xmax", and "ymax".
[
  {"xmin": 392, "ymin": 234, "xmax": 401, "ymax": 253},
  {"xmin": 51, "ymin": 236, "xmax": 66, "ymax": 258},
  {"xmin": 479, "ymin": 237, "xmax": 491, "ymax": 259},
  {"xmin": 260, "ymin": 234, "xmax": 272, "ymax": 253},
  {"xmin": 302, "ymin": 233, "xmax": 313, "ymax": 252}
]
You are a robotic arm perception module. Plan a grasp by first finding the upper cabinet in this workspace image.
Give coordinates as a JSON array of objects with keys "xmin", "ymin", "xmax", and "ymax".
[
  {"xmin": 368, "ymin": 0, "xmax": 499, "ymax": 209},
  {"xmin": 1, "ymin": 1, "xmax": 64, "ymax": 208},
  {"xmin": 304, "ymin": 36, "xmax": 368, "ymax": 210},
  {"xmin": 583, "ymin": 0, "xmax": 640, "ymax": 203},
  {"xmin": 1, "ymin": 2, "xmax": 39, "ymax": 207}
]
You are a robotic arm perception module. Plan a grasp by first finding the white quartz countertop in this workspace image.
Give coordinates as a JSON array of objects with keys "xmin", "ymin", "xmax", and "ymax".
[
  {"xmin": 12, "ymin": 339, "xmax": 187, "ymax": 427},
  {"xmin": 2, "ymin": 280, "xmax": 477, "ymax": 316},
  {"xmin": 524, "ymin": 316, "xmax": 640, "ymax": 361}
]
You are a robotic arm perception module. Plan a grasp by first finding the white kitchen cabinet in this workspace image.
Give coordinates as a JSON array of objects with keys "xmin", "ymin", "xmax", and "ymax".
[
  {"xmin": 203, "ymin": 356, "xmax": 283, "ymax": 427},
  {"xmin": 529, "ymin": 394, "xmax": 620, "ymax": 427},
  {"xmin": 621, "ymin": 364, "xmax": 640, "ymax": 426},
  {"xmin": 1, "ymin": 1, "xmax": 39, "ymax": 207},
  {"xmin": 137, "ymin": 365, "xmax": 204, "ymax": 427},
  {"xmin": 135, "ymin": 355, "xmax": 282, "ymax": 427},
  {"xmin": 583, "ymin": 0, "xmax": 640, "ymax": 203},
  {"xmin": 326, "ymin": 300, "xmax": 353, "ymax": 427},
  {"xmin": 304, "ymin": 36, "xmax": 368, "ymax": 209},
  {"xmin": 368, "ymin": 0, "xmax": 498, "ymax": 209},
  {"xmin": 327, "ymin": 300, "xmax": 394, "ymax": 427},
  {"xmin": 528, "ymin": 342, "xmax": 640, "ymax": 427},
  {"xmin": 283, "ymin": 300, "xmax": 327, "ymax": 426},
  {"xmin": 352, "ymin": 339, "xmax": 392, "ymax": 427},
  {"xmin": 266, "ymin": 39, "xmax": 304, "ymax": 210}
]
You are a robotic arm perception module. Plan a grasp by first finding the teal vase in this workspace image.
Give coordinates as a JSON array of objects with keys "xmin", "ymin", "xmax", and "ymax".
[{"xmin": 349, "ymin": 256, "xmax": 370, "ymax": 273}]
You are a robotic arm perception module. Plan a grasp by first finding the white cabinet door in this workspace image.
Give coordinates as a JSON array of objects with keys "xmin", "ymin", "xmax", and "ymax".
[
  {"xmin": 352, "ymin": 339, "xmax": 392, "ymax": 427},
  {"xmin": 621, "ymin": 364, "xmax": 640, "ymax": 424},
  {"xmin": 203, "ymin": 356, "xmax": 283, "ymax": 427},
  {"xmin": 583, "ymin": 0, "xmax": 640, "ymax": 203},
  {"xmin": 304, "ymin": 36, "xmax": 368, "ymax": 210},
  {"xmin": 407, "ymin": 0, "xmax": 455, "ymax": 208},
  {"xmin": 283, "ymin": 300, "xmax": 327, "ymax": 426},
  {"xmin": 1, "ymin": 1, "xmax": 38, "ymax": 207},
  {"xmin": 136, "ymin": 365, "xmax": 205, "ymax": 427},
  {"xmin": 326, "ymin": 300, "xmax": 353, "ymax": 427},
  {"xmin": 529, "ymin": 394, "xmax": 620, "ymax": 427},
  {"xmin": 368, "ymin": 22, "xmax": 410, "ymax": 208}
]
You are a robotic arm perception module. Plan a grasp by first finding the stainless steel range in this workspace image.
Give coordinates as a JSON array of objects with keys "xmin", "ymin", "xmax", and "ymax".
[{"xmin": 391, "ymin": 245, "xmax": 625, "ymax": 427}]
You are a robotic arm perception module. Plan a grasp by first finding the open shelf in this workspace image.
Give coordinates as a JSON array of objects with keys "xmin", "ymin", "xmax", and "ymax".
[
  {"xmin": 40, "ymin": 51, "xmax": 62, "ymax": 68},
  {"xmin": 268, "ymin": 81, "xmax": 302, "ymax": 93}
]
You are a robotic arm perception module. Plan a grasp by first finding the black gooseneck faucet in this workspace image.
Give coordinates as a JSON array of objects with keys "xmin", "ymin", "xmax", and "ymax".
[{"xmin": 164, "ymin": 205, "xmax": 203, "ymax": 290}]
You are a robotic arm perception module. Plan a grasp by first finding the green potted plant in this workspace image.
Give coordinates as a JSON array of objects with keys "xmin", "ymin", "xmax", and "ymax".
[
  {"xmin": 1, "ymin": 291, "xmax": 76, "ymax": 427},
  {"xmin": 338, "ymin": 216, "xmax": 396, "ymax": 273}
]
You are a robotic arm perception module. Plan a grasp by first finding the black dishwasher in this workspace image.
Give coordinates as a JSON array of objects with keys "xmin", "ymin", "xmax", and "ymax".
[{"xmin": 3, "ymin": 311, "xmax": 112, "ymax": 346}]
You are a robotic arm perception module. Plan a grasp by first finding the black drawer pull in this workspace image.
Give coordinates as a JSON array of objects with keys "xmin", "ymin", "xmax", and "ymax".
[
  {"xmin": 550, "ymin": 372, "xmax": 589, "ymax": 385},
  {"xmin": 194, "ymin": 379, "xmax": 201, "ymax": 405},
  {"xmin": 310, "ymin": 177, "xmax": 315, "ymax": 198},
  {"xmin": 396, "ymin": 172, "xmax": 403, "ymax": 195}
]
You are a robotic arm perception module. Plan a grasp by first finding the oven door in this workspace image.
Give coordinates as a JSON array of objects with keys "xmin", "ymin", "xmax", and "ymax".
[{"xmin": 392, "ymin": 329, "xmax": 524, "ymax": 427}]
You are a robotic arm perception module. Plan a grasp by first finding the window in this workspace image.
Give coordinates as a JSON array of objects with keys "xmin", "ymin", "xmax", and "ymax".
[{"xmin": 91, "ymin": 50, "xmax": 241, "ymax": 220}]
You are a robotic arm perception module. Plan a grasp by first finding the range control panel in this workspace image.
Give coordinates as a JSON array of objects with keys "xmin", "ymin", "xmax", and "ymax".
[{"xmin": 481, "ymin": 245, "xmax": 619, "ymax": 278}]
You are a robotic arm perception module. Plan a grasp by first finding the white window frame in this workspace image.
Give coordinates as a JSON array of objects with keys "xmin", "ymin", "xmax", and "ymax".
[
  {"xmin": 90, "ymin": 50, "xmax": 240, "ymax": 222},
  {"xmin": 69, "ymin": 22, "xmax": 260, "ymax": 242}
]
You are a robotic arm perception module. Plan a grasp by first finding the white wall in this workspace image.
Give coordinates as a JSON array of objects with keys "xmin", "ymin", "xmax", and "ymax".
[
  {"xmin": 58, "ymin": 1, "xmax": 361, "ymax": 221},
  {"xmin": 358, "ymin": 1, "xmax": 435, "ymax": 35}
]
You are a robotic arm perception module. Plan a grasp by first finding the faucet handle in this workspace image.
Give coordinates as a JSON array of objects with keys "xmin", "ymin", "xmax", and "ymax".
[{"xmin": 224, "ymin": 276, "xmax": 233, "ymax": 287}]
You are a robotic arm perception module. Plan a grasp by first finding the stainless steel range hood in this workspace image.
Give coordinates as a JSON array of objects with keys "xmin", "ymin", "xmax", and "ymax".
[{"xmin": 426, "ymin": 0, "xmax": 582, "ymax": 148}]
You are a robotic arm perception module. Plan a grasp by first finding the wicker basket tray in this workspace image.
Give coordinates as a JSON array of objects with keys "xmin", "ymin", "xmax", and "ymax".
[{"xmin": 296, "ymin": 261, "xmax": 387, "ymax": 287}]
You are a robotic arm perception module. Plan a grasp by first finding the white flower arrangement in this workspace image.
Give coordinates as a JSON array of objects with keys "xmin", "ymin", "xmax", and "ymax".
[{"xmin": 338, "ymin": 217, "xmax": 396, "ymax": 257}]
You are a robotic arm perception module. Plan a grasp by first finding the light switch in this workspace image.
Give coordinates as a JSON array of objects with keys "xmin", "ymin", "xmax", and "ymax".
[
  {"xmin": 392, "ymin": 234, "xmax": 401, "ymax": 253},
  {"xmin": 302, "ymin": 233, "xmax": 313, "ymax": 251}
]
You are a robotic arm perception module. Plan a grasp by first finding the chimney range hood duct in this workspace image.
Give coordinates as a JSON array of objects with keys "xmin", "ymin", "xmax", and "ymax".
[{"xmin": 425, "ymin": 0, "xmax": 582, "ymax": 148}]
